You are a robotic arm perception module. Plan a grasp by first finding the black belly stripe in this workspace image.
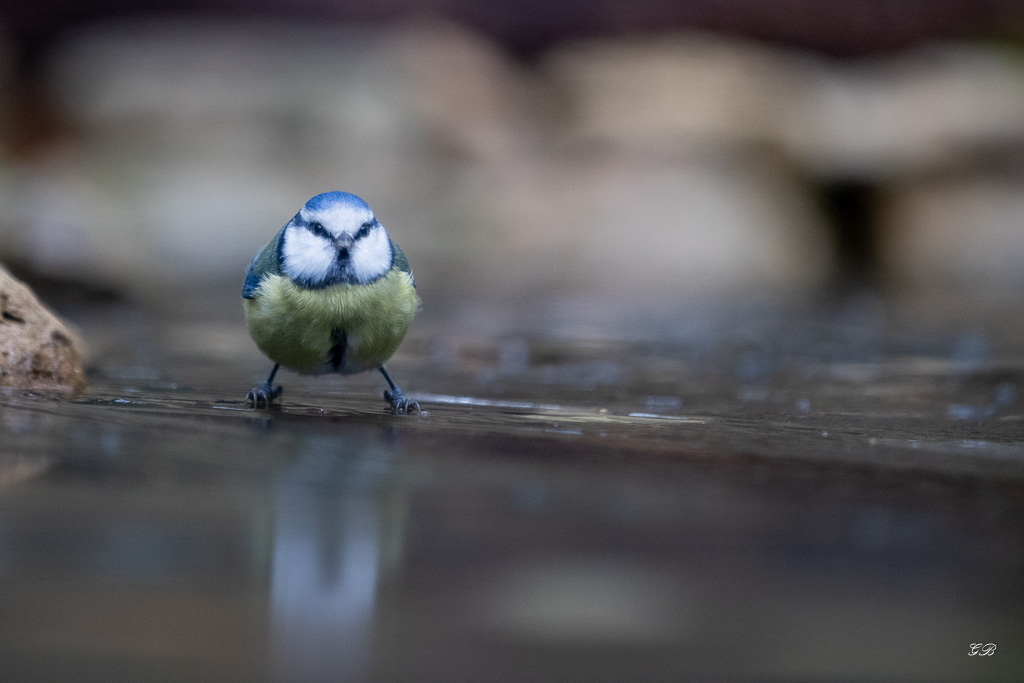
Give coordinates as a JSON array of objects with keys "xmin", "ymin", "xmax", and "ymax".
[{"xmin": 328, "ymin": 328, "xmax": 347, "ymax": 371}]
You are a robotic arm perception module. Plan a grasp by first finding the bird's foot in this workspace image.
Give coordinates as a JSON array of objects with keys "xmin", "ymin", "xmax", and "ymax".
[
  {"xmin": 385, "ymin": 388, "xmax": 420, "ymax": 415},
  {"xmin": 246, "ymin": 383, "xmax": 282, "ymax": 409}
]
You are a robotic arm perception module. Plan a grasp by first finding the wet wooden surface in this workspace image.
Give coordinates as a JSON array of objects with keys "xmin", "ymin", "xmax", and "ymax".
[{"xmin": 1, "ymin": 293, "xmax": 1023, "ymax": 681}]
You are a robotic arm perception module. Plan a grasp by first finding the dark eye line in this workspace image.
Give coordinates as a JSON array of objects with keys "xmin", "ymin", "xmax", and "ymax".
[{"xmin": 308, "ymin": 221, "xmax": 328, "ymax": 238}]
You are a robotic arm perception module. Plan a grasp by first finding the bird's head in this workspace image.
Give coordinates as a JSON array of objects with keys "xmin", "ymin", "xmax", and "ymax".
[{"xmin": 280, "ymin": 191, "xmax": 393, "ymax": 288}]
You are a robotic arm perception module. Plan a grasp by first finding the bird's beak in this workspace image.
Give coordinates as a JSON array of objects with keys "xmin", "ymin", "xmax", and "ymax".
[{"xmin": 335, "ymin": 234, "xmax": 353, "ymax": 252}]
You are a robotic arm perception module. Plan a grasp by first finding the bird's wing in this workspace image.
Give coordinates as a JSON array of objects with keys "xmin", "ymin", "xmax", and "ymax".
[
  {"xmin": 242, "ymin": 227, "xmax": 285, "ymax": 299},
  {"xmin": 391, "ymin": 240, "xmax": 416, "ymax": 289}
]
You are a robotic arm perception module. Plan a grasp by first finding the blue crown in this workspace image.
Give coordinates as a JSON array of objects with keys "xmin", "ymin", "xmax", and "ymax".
[{"xmin": 304, "ymin": 191, "xmax": 371, "ymax": 213}]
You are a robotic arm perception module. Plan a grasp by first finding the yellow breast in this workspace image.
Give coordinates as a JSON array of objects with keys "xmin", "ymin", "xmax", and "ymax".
[{"xmin": 244, "ymin": 269, "xmax": 419, "ymax": 375}]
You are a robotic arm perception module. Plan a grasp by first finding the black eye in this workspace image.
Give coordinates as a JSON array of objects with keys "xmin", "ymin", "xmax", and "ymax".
[
  {"xmin": 357, "ymin": 222, "xmax": 372, "ymax": 238},
  {"xmin": 309, "ymin": 221, "xmax": 327, "ymax": 237}
]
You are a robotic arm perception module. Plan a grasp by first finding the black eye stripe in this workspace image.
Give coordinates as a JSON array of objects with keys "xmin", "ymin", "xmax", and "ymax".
[{"xmin": 308, "ymin": 221, "xmax": 328, "ymax": 238}]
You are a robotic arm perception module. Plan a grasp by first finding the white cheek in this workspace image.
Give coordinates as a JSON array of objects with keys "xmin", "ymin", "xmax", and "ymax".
[
  {"xmin": 351, "ymin": 229, "xmax": 393, "ymax": 282},
  {"xmin": 282, "ymin": 227, "xmax": 335, "ymax": 282}
]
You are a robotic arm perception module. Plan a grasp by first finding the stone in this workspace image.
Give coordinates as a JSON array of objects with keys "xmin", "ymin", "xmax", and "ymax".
[
  {"xmin": 544, "ymin": 33, "xmax": 786, "ymax": 151},
  {"xmin": 0, "ymin": 264, "xmax": 87, "ymax": 396},
  {"xmin": 437, "ymin": 145, "xmax": 832, "ymax": 298},
  {"xmin": 532, "ymin": 34, "xmax": 834, "ymax": 296},
  {"xmin": 389, "ymin": 19, "xmax": 553, "ymax": 163},
  {"xmin": 880, "ymin": 175, "xmax": 1024, "ymax": 293},
  {"xmin": 778, "ymin": 45, "xmax": 1024, "ymax": 180}
]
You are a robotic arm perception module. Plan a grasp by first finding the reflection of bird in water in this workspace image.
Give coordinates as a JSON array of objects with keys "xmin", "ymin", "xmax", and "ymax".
[{"xmin": 270, "ymin": 440, "xmax": 386, "ymax": 682}]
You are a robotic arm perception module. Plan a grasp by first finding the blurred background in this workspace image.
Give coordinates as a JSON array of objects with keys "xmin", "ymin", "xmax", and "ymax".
[
  {"xmin": 2, "ymin": 0, "xmax": 1024, "ymax": 303},
  {"xmin": 3, "ymin": 2, "xmax": 1024, "ymax": 682}
]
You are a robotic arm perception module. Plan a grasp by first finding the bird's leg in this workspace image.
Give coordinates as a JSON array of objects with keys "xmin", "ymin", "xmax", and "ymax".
[
  {"xmin": 379, "ymin": 365, "xmax": 419, "ymax": 415},
  {"xmin": 246, "ymin": 364, "xmax": 283, "ymax": 409}
]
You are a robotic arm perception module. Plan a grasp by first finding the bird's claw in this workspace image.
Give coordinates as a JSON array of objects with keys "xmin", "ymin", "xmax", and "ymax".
[
  {"xmin": 246, "ymin": 384, "xmax": 282, "ymax": 409},
  {"xmin": 385, "ymin": 389, "xmax": 420, "ymax": 415}
]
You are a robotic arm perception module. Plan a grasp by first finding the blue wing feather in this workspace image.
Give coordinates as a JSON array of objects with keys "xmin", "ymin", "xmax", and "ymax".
[
  {"xmin": 391, "ymin": 240, "xmax": 415, "ymax": 289},
  {"xmin": 242, "ymin": 260, "xmax": 263, "ymax": 299},
  {"xmin": 242, "ymin": 227, "xmax": 286, "ymax": 299}
]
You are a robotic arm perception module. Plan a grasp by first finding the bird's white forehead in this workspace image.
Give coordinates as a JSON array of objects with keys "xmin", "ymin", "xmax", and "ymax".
[{"xmin": 299, "ymin": 203, "xmax": 374, "ymax": 235}]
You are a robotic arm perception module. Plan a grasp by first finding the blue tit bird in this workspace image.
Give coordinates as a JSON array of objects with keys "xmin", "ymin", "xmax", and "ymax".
[{"xmin": 242, "ymin": 191, "xmax": 420, "ymax": 414}]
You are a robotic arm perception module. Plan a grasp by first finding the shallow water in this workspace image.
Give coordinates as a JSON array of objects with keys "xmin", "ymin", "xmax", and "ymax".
[{"xmin": 1, "ymin": 294, "xmax": 1023, "ymax": 681}]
